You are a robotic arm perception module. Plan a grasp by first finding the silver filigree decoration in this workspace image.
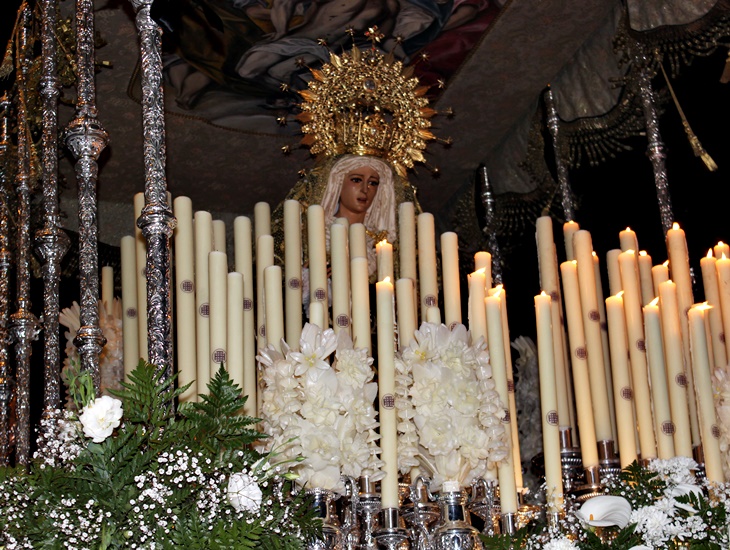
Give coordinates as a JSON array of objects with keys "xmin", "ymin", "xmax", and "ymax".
[
  {"xmin": 544, "ymin": 87, "xmax": 575, "ymax": 222},
  {"xmin": 0, "ymin": 95, "xmax": 13, "ymax": 465},
  {"xmin": 480, "ymin": 165, "xmax": 504, "ymax": 285},
  {"xmin": 36, "ymin": 0, "xmax": 71, "ymax": 414},
  {"xmin": 130, "ymin": 0, "xmax": 176, "ymax": 383},
  {"xmin": 9, "ymin": 2, "xmax": 41, "ymax": 466},
  {"xmin": 65, "ymin": 0, "xmax": 108, "ymax": 393},
  {"xmin": 637, "ymin": 48, "xmax": 673, "ymax": 234}
]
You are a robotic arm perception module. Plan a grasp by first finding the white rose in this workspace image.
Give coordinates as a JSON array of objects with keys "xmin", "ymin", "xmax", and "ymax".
[
  {"xmin": 227, "ymin": 472, "xmax": 263, "ymax": 513},
  {"xmin": 79, "ymin": 395, "xmax": 123, "ymax": 443}
]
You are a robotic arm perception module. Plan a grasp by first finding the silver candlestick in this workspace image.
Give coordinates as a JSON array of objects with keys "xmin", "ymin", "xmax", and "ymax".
[
  {"xmin": 544, "ymin": 86, "xmax": 575, "ymax": 222},
  {"xmin": 9, "ymin": 1, "xmax": 41, "ymax": 466},
  {"xmin": 357, "ymin": 475, "xmax": 381, "ymax": 549},
  {"xmin": 36, "ymin": 0, "xmax": 70, "ymax": 414},
  {"xmin": 129, "ymin": 0, "xmax": 176, "ymax": 383},
  {"xmin": 480, "ymin": 165, "xmax": 503, "ymax": 285},
  {"xmin": 402, "ymin": 476, "xmax": 439, "ymax": 550},
  {"xmin": 0, "ymin": 94, "xmax": 13, "ymax": 465},
  {"xmin": 636, "ymin": 49, "xmax": 673, "ymax": 235},
  {"xmin": 374, "ymin": 507, "xmax": 409, "ymax": 549},
  {"xmin": 65, "ymin": 0, "xmax": 108, "ymax": 393}
]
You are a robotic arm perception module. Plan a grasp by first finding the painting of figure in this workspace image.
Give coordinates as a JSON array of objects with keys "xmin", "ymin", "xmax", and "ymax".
[{"xmin": 148, "ymin": 0, "xmax": 504, "ymax": 133}]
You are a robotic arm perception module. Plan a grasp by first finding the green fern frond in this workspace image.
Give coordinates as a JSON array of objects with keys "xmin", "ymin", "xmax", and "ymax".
[{"xmin": 178, "ymin": 365, "xmax": 265, "ymax": 454}]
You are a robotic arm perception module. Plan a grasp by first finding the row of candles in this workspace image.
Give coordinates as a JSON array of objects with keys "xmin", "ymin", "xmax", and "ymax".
[
  {"xmin": 537, "ymin": 218, "xmax": 727, "ymax": 491},
  {"xmin": 119, "ymin": 193, "xmax": 528, "ymax": 515},
  {"xmin": 119, "ymin": 191, "xmax": 727, "ymax": 521}
]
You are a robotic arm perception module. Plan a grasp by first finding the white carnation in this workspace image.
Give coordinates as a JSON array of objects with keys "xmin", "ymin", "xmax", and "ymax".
[
  {"xmin": 227, "ymin": 472, "xmax": 263, "ymax": 513},
  {"xmin": 79, "ymin": 395, "xmax": 123, "ymax": 443}
]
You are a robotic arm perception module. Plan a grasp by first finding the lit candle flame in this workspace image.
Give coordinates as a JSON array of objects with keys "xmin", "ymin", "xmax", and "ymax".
[
  {"xmin": 663, "ymin": 260, "xmax": 669, "ymax": 267},
  {"xmin": 707, "ymin": 249, "xmax": 714, "ymax": 258},
  {"xmin": 617, "ymin": 291, "xmax": 624, "ymax": 298},
  {"xmin": 697, "ymin": 302, "xmax": 712, "ymax": 311},
  {"xmin": 383, "ymin": 276, "xmax": 391, "ymax": 283},
  {"xmin": 672, "ymin": 222, "xmax": 680, "ymax": 231},
  {"xmin": 624, "ymin": 227, "xmax": 632, "ymax": 232},
  {"xmin": 377, "ymin": 239, "xmax": 389, "ymax": 247},
  {"xmin": 649, "ymin": 297, "xmax": 659, "ymax": 306},
  {"xmin": 639, "ymin": 250, "xmax": 647, "ymax": 257}
]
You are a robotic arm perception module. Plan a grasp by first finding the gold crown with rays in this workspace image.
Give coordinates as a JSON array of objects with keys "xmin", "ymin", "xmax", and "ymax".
[{"xmin": 295, "ymin": 34, "xmax": 446, "ymax": 178}]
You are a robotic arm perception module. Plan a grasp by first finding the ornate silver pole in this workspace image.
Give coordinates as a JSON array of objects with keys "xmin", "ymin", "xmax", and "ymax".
[
  {"xmin": 0, "ymin": 94, "xmax": 14, "ymax": 466},
  {"xmin": 637, "ymin": 50, "xmax": 673, "ymax": 234},
  {"xmin": 65, "ymin": 0, "xmax": 108, "ymax": 393},
  {"xmin": 129, "ymin": 0, "xmax": 176, "ymax": 379},
  {"xmin": 10, "ymin": 1, "xmax": 42, "ymax": 466},
  {"xmin": 544, "ymin": 86, "xmax": 575, "ymax": 222},
  {"xmin": 480, "ymin": 164, "xmax": 504, "ymax": 285},
  {"xmin": 36, "ymin": 0, "xmax": 71, "ymax": 414}
]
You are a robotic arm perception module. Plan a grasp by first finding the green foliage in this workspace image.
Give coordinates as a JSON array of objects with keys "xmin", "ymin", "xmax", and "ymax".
[{"xmin": 0, "ymin": 361, "xmax": 317, "ymax": 548}]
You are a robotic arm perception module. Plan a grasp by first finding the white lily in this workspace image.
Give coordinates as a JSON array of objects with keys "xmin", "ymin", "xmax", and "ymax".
[
  {"xmin": 575, "ymin": 495, "xmax": 632, "ymax": 528},
  {"xmin": 666, "ymin": 483, "xmax": 704, "ymax": 513}
]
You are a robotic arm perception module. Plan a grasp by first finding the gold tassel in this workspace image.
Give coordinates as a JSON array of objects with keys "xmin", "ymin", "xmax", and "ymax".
[
  {"xmin": 661, "ymin": 64, "xmax": 718, "ymax": 172},
  {"xmin": 720, "ymin": 49, "xmax": 730, "ymax": 84}
]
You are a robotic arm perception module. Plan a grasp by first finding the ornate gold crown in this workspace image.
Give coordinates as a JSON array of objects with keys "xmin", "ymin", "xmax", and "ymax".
[{"xmin": 296, "ymin": 46, "xmax": 437, "ymax": 177}]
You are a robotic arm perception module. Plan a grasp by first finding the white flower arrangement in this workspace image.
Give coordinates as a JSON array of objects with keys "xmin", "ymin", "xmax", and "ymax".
[
  {"xmin": 394, "ymin": 322, "xmax": 510, "ymax": 490},
  {"xmin": 258, "ymin": 323, "xmax": 384, "ymax": 494}
]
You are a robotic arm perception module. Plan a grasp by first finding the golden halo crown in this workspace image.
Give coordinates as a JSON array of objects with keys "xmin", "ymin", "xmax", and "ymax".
[{"xmin": 296, "ymin": 46, "xmax": 436, "ymax": 177}]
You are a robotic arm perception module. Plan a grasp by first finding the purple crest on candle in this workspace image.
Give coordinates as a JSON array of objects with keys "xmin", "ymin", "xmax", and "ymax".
[
  {"xmin": 676, "ymin": 373, "xmax": 689, "ymax": 387},
  {"xmin": 721, "ymin": 332, "xmax": 726, "ymax": 344},
  {"xmin": 213, "ymin": 349, "xmax": 227, "ymax": 363},
  {"xmin": 181, "ymin": 280, "xmax": 194, "ymax": 293},
  {"xmin": 259, "ymin": 325, "xmax": 266, "ymax": 337},
  {"xmin": 243, "ymin": 298, "xmax": 253, "ymax": 311},
  {"xmin": 424, "ymin": 295, "xmax": 437, "ymax": 307},
  {"xmin": 449, "ymin": 322, "xmax": 458, "ymax": 330},
  {"xmin": 662, "ymin": 421, "xmax": 676, "ymax": 435},
  {"xmin": 289, "ymin": 277, "xmax": 301, "ymax": 290},
  {"xmin": 315, "ymin": 288, "xmax": 326, "ymax": 301},
  {"xmin": 507, "ymin": 380, "xmax": 514, "ymax": 392},
  {"xmin": 336, "ymin": 314, "xmax": 350, "ymax": 328},
  {"xmin": 550, "ymin": 290, "xmax": 559, "ymax": 302},
  {"xmin": 575, "ymin": 347, "xmax": 587, "ymax": 360},
  {"xmin": 636, "ymin": 339, "xmax": 646, "ymax": 352},
  {"xmin": 621, "ymin": 387, "xmax": 633, "ymax": 400},
  {"xmin": 589, "ymin": 310, "xmax": 600, "ymax": 322},
  {"xmin": 600, "ymin": 321, "xmax": 608, "ymax": 331},
  {"xmin": 126, "ymin": 307, "xmax": 137, "ymax": 319},
  {"xmin": 200, "ymin": 303, "xmax": 210, "ymax": 317},
  {"xmin": 712, "ymin": 424, "xmax": 721, "ymax": 439},
  {"xmin": 502, "ymin": 409, "xmax": 510, "ymax": 423},
  {"xmin": 382, "ymin": 394, "xmax": 395, "ymax": 409},
  {"xmin": 546, "ymin": 411, "xmax": 559, "ymax": 426}
]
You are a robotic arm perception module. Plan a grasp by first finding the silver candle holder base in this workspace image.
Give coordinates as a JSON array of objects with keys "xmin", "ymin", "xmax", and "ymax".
[
  {"xmin": 374, "ymin": 508, "xmax": 408, "ymax": 549},
  {"xmin": 597, "ymin": 439, "xmax": 621, "ymax": 481}
]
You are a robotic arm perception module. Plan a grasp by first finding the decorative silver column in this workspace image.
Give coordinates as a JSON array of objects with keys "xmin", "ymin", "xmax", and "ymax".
[
  {"xmin": 9, "ymin": 1, "xmax": 42, "ymax": 466},
  {"xmin": 637, "ymin": 50, "xmax": 673, "ymax": 234},
  {"xmin": 480, "ymin": 165, "xmax": 504, "ymax": 285},
  {"xmin": 129, "ymin": 0, "xmax": 176, "ymax": 380},
  {"xmin": 0, "ymin": 95, "xmax": 14, "ymax": 466},
  {"xmin": 36, "ymin": 0, "xmax": 71, "ymax": 414},
  {"xmin": 65, "ymin": 0, "xmax": 108, "ymax": 393},
  {"xmin": 544, "ymin": 87, "xmax": 575, "ymax": 222}
]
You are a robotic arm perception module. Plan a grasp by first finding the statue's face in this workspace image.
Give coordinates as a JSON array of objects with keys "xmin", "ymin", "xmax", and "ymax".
[{"xmin": 338, "ymin": 164, "xmax": 380, "ymax": 217}]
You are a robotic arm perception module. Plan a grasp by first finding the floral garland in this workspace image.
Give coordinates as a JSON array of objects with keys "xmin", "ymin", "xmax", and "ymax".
[
  {"xmin": 482, "ymin": 457, "xmax": 730, "ymax": 550},
  {"xmin": 0, "ymin": 362, "xmax": 320, "ymax": 548},
  {"xmin": 394, "ymin": 322, "xmax": 510, "ymax": 490},
  {"xmin": 257, "ymin": 323, "xmax": 384, "ymax": 493}
]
